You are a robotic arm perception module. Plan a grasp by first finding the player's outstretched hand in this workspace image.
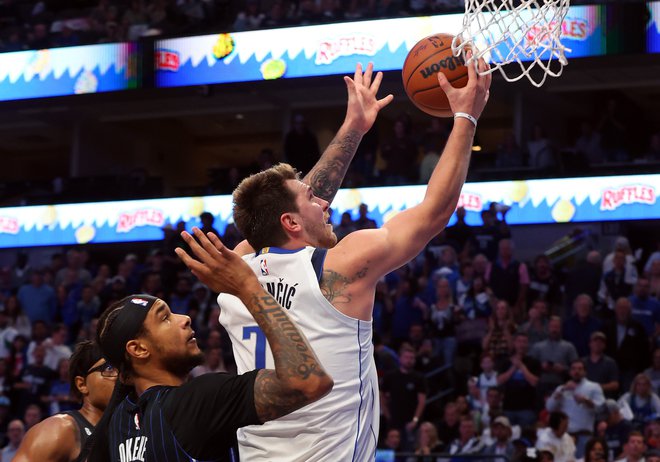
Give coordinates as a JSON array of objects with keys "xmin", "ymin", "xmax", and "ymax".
[
  {"xmin": 437, "ymin": 51, "xmax": 491, "ymax": 121},
  {"xmin": 343, "ymin": 62, "xmax": 394, "ymax": 134},
  {"xmin": 175, "ymin": 227, "xmax": 259, "ymax": 296}
]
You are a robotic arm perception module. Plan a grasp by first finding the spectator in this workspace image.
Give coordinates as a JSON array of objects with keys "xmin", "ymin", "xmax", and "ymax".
[
  {"xmin": 283, "ymin": 113, "xmax": 320, "ymax": 175},
  {"xmin": 649, "ymin": 260, "xmax": 660, "ymax": 300},
  {"xmin": 600, "ymin": 250, "xmax": 638, "ymax": 311},
  {"xmin": 480, "ymin": 387, "xmax": 505, "ymax": 429},
  {"xmin": 1, "ymin": 419, "xmax": 24, "ymax": 461},
  {"xmin": 445, "ymin": 207, "xmax": 475, "ymax": 259},
  {"xmin": 380, "ymin": 119, "xmax": 419, "ymax": 185},
  {"xmin": 22, "ymin": 404, "xmax": 42, "ymax": 431},
  {"xmin": 520, "ymin": 299, "xmax": 550, "ymax": 346},
  {"xmin": 546, "ymin": 359, "xmax": 605, "ymax": 457},
  {"xmin": 458, "ymin": 274, "xmax": 495, "ymax": 323},
  {"xmin": 419, "ymin": 148, "xmax": 440, "ymax": 184},
  {"xmin": 169, "ymin": 277, "xmax": 193, "ymax": 315},
  {"xmin": 233, "ymin": 0, "xmax": 265, "ymax": 30},
  {"xmin": 77, "ymin": 284, "xmax": 101, "ymax": 328},
  {"xmin": 476, "ymin": 354, "xmax": 499, "ymax": 403},
  {"xmin": 529, "ymin": 255, "xmax": 563, "ymax": 311},
  {"xmin": 14, "ymin": 344, "xmax": 54, "ymax": 415},
  {"xmin": 603, "ymin": 298, "xmax": 651, "ymax": 391},
  {"xmin": 618, "ymin": 374, "xmax": 660, "ymax": 431},
  {"xmin": 17, "ymin": 270, "xmax": 56, "ymax": 324},
  {"xmin": 0, "ymin": 307, "xmax": 18, "ymax": 360},
  {"xmin": 563, "ymin": 294, "xmax": 603, "ymax": 357},
  {"xmin": 565, "ymin": 251, "xmax": 603, "ymax": 316},
  {"xmin": 575, "ymin": 121, "xmax": 604, "ymax": 166},
  {"xmin": 355, "ymin": 203, "xmax": 377, "ymax": 230},
  {"xmin": 44, "ymin": 358, "xmax": 76, "ymax": 415},
  {"xmin": 498, "ymin": 332, "xmax": 540, "ymax": 428},
  {"xmin": 484, "ymin": 416, "xmax": 516, "ymax": 459},
  {"xmin": 37, "ymin": 324, "xmax": 71, "ymax": 371},
  {"xmin": 4, "ymin": 296, "xmax": 31, "ymax": 339},
  {"xmin": 629, "ymin": 278, "xmax": 660, "ymax": 337},
  {"xmin": 598, "ymin": 99, "xmax": 628, "ymax": 162},
  {"xmin": 199, "ymin": 211, "xmax": 220, "ymax": 238},
  {"xmin": 428, "ymin": 277, "xmax": 459, "ymax": 366},
  {"xmin": 334, "ymin": 212, "xmax": 356, "ymax": 241},
  {"xmin": 530, "ymin": 316, "xmax": 579, "ymax": 402},
  {"xmin": 582, "ymin": 437, "xmax": 609, "ymax": 462},
  {"xmin": 584, "ymin": 331, "xmax": 620, "ymax": 398},
  {"xmin": 380, "ymin": 427, "xmax": 404, "ymax": 459},
  {"xmin": 437, "ymin": 402, "xmax": 460, "ymax": 446},
  {"xmin": 190, "ymin": 346, "xmax": 230, "ymax": 377},
  {"xmin": 414, "ymin": 421, "xmax": 444, "ymax": 456},
  {"xmin": 54, "ymin": 249, "xmax": 91, "ymax": 287},
  {"xmin": 487, "ymin": 239, "xmax": 530, "ymax": 319},
  {"xmin": 381, "ymin": 344, "xmax": 428, "ymax": 449},
  {"xmin": 644, "ymin": 348, "xmax": 660, "ymax": 395},
  {"xmin": 528, "ymin": 125, "xmax": 556, "ymax": 170},
  {"xmin": 600, "ymin": 400, "xmax": 633, "ymax": 460},
  {"xmin": 616, "ymin": 431, "xmax": 646, "ymax": 462},
  {"xmin": 495, "ymin": 132, "xmax": 524, "ymax": 168},
  {"xmin": 482, "ymin": 300, "xmax": 516, "ymax": 368},
  {"xmin": 474, "ymin": 210, "xmax": 510, "ymax": 261},
  {"xmin": 449, "ymin": 415, "xmax": 485, "ymax": 454},
  {"xmin": 536, "ymin": 411, "xmax": 576, "ymax": 462}
]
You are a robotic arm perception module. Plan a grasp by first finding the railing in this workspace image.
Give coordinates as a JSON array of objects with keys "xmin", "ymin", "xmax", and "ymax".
[{"xmin": 376, "ymin": 451, "xmax": 512, "ymax": 462}]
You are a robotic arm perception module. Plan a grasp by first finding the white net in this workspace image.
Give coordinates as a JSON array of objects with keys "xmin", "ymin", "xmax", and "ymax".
[{"xmin": 453, "ymin": 0, "xmax": 571, "ymax": 87}]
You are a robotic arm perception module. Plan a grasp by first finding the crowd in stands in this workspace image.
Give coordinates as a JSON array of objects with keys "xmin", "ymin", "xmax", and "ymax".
[
  {"xmin": 206, "ymin": 112, "xmax": 660, "ymax": 196},
  {"xmin": 0, "ymin": 200, "xmax": 658, "ymax": 461}
]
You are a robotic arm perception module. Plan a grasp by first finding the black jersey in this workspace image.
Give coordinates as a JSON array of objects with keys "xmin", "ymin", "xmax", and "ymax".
[
  {"xmin": 108, "ymin": 371, "xmax": 261, "ymax": 462},
  {"xmin": 60, "ymin": 410, "xmax": 94, "ymax": 462}
]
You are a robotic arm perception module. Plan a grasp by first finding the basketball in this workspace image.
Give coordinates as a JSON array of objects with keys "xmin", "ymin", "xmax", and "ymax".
[{"xmin": 402, "ymin": 33, "xmax": 469, "ymax": 118}]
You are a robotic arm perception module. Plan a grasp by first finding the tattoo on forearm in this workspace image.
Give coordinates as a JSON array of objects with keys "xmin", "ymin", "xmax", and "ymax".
[
  {"xmin": 308, "ymin": 130, "xmax": 362, "ymax": 202},
  {"xmin": 248, "ymin": 293, "xmax": 328, "ymax": 421},
  {"xmin": 319, "ymin": 265, "xmax": 369, "ymax": 304}
]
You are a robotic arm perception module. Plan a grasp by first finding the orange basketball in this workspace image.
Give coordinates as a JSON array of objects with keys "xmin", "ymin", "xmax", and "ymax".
[{"xmin": 402, "ymin": 33, "xmax": 468, "ymax": 118}]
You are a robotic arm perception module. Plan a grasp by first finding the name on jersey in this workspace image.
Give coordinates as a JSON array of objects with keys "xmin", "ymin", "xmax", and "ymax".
[
  {"xmin": 118, "ymin": 436, "xmax": 148, "ymax": 462},
  {"xmin": 264, "ymin": 279, "xmax": 298, "ymax": 309}
]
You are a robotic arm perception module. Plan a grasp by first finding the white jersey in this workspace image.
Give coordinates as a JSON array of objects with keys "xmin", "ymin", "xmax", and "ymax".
[{"xmin": 218, "ymin": 246, "xmax": 378, "ymax": 461}]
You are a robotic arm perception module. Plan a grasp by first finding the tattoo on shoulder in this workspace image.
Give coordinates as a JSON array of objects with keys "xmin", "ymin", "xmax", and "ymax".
[
  {"xmin": 319, "ymin": 265, "xmax": 369, "ymax": 304},
  {"xmin": 308, "ymin": 130, "xmax": 361, "ymax": 202}
]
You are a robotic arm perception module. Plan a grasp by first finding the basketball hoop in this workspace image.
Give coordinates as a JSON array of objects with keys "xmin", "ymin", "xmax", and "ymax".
[{"xmin": 453, "ymin": 0, "xmax": 571, "ymax": 87}]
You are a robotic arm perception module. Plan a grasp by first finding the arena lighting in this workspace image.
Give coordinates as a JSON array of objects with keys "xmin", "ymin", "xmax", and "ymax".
[
  {"xmin": 0, "ymin": 174, "xmax": 656, "ymax": 249},
  {"xmin": 472, "ymin": 145, "xmax": 482, "ymax": 152}
]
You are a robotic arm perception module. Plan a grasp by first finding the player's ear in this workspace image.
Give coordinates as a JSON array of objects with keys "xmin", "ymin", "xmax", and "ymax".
[
  {"xmin": 126, "ymin": 339, "xmax": 150, "ymax": 361},
  {"xmin": 280, "ymin": 212, "xmax": 301, "ymax": 234},
  {"xmin": 76, "ymin": 375, "xmax": 89, "ymax": 397}
]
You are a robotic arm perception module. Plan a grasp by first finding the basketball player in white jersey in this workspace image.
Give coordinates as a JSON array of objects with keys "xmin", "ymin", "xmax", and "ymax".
[{"xmin": 179, "ymin": 57, "xmax": 491, "ymax": 461}]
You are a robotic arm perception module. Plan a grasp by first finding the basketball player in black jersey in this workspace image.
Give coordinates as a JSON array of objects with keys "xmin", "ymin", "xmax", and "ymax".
[
  {"xmin": 84, "ymin": 237, "xmax": 333, "ymax": 462},
  {"xmin": 14, "ymin": 341, "xmax": 116, "ymax": 462}
]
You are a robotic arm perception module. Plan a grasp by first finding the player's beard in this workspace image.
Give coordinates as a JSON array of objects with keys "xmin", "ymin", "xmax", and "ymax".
[
  {"xmin": 162, "ymin": 349, "xmax": 204, "ymax": 377},
  {"xmin": 310, "ymin": 221, "xmax": 337, "ymax": 249}
]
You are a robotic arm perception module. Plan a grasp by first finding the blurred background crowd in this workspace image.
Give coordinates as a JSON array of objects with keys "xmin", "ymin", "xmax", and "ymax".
[{"xmin": 0, "ymin": 204, "xmax": 657, "ymax": 461}]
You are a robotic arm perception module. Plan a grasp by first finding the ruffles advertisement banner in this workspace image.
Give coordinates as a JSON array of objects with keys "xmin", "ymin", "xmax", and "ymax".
[
  {"xmin": 0, "ymin": 174, "xmax": 657, "ymax": 248},
  {"xmin": 0, "ymin": 42, "xmax": 137, "ymax": 102},
  {"xmin": 154, "ymin": 5, "xmax": 606, "ymax": 88}
]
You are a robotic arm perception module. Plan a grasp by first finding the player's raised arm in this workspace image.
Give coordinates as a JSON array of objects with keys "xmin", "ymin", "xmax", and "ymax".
[
  {"xmin": 336, "ymin": 54, "xmax": 491, "ymax": 280},
  {"xmin": 303, "ymin": 62, "xmax": 393, "ymax": 202},
  {"xmin": 233, "ymin": 63, "xmax": 392, "ymax": 256},
  {"xmin": 177, "ymin": 229, "xmax": 333, "ymax": 422}
]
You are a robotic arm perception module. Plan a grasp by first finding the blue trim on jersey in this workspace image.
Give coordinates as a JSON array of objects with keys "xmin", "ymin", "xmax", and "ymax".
[
  {"xmin": 369, "ymin": 386, "xmax": 377, "ymax": 455},
  {"xmin": 256, "ymin": 246, "xmax": 305, "ymax": 255},
  {"xmin": 158, "ymin": 391, "xmax": 171, "ymax": 462},
  {"xmin": 311, "ymin": 248, "xmax": 327, "ymax": 282},
  {"xmin": 351, "ymin": 320, "xmax": 365, "ymax": 462}
]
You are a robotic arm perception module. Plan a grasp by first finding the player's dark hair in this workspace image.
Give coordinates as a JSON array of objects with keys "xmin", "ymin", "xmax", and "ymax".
[
  {"xmin": 83, "ymin": 297, "xmax": 148, "ymax": 462},
  {"xmin": 232, "ymin": 163, "xmax": 300, "ymax": 251},
  {"xmin": 68, "ymin": 340, "xmax": 103, "ymax": 402}
]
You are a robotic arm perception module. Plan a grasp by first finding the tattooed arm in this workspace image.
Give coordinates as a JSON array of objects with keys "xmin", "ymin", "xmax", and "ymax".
[
  {"xmin": 301, "ymin": 62, "xmax": 393, "ymax": 203},
  {"xmin": 176, "ymin": 228, "xmax": 333, "ymax": 423}
]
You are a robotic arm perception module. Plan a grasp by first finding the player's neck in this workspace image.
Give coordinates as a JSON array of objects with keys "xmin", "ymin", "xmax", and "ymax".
[
  {"xmin": 279, "ymin": 237, "xmax": 308, "ymax": 250},
  {"xmin": 79, "ymin": 400, "xmax": 105, "ymax": 426},
  {"xmin": 133, "ymin": 370, "xmax": 185, "ymax": 396}
]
